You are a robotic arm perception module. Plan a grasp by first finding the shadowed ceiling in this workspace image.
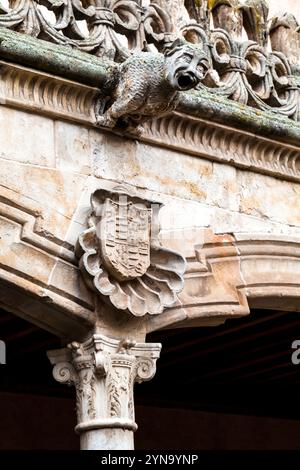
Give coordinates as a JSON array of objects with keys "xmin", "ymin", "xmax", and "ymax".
[{"xmin": 1, "ymin": 308, "xmax": 300, "ymax": 419}]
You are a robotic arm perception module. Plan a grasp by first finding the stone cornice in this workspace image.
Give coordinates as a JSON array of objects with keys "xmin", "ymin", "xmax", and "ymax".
[
  {"xmin": 0, "ymin": 1, "xmax": 300, "ymax": 124},
  {"xmin": 0, "ymin": 58, "xmax": 299, "ymax": 184},
  {"xmin": 143, "ymin": 112, "xmax": 300, "ymax": 183},
  {"xmin": 0, "ymin": 27, "xmax": 113, "ymax": 88},
  {"xmin": 0, "ymin": 28, "xmax": 299, "ymax": 148},
  {"xmin": 178, "ymin": 91, "xmax": 300, "ymax": 148}
]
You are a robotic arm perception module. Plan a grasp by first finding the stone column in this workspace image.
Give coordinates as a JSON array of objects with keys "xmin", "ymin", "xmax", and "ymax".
[
  {"xmin": 47, "ymin": 334, "xmax": 161, "ymax": 450},
  {"xmin": 46, "ymin": 186, "xmax": 184, "ymax": 450}
]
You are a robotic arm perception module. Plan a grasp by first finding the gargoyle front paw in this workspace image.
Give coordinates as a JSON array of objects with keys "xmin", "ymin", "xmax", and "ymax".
[
  {"xmin": 126, "ymin": 125, "xmax": 144, "ymax": 137},
  {"xmin": 95, "ymin": 114, "xmax": 116, "ymax": 129}
]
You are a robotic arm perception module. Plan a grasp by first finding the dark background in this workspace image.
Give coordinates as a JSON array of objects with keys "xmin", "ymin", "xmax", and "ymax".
[{"xmin": 1, "ymin": 307, "xmax": 300, "ymax": 449}]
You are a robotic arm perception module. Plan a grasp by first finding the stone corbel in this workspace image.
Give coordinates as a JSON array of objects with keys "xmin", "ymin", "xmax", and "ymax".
[{"xmin": 48, "ymin": 334, "xmax": 161, "ymax": 450}]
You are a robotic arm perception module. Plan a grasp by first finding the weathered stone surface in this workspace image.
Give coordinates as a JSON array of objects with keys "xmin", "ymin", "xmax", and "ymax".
[
  {"xmin": 55, "ymin": 122, "xmax": 91, "ymax": 175},
  {"xmin": 238, "ymin": 171, "xmax": 300, "ymax": 227},
  {"xmin": 1, "ymin": 94, "xmax": 300, "ymax": 339},
  {"xmin": 0, "ymin": 159, "xmax": 88, "ymax": 241},
  {"xmin": 0, "ymin": 108, "xmax": 55, "ymax": 166},
  {"xmin": 0, "ymin": 1, "xmax": 300, "ymax": 124},
  {"xmin": 90, "ymin": 132, "xmax": 214, "ymax": 203},
  {"xmin": 95, "ymin": 40, "xmax": 209, "ymax": 135},
  {"xmin": 0, "ymin": 27, "xmax": 112, "ymax": 88},
  {"xmin": 1, "ymin": 60, "xmax": 300, "ymax": 181},
  {"xmin": 0, "ymin": 31, "xmax": 299, "ymax": 418},
  {"xmin": 77, "ymin": 187, "xmax": 186, "ymax": 317}
]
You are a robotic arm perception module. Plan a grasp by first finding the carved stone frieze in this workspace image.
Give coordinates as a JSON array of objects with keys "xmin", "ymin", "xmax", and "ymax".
[
  {"xmin": 0, "ymin": 0, "xmax": 171, "ymax": 60},
  {"xmin": 143, "ymin": 111, "xmax": 300, "ymax": 183},
  {"xmin": 47, "ymin": 334, "xmax": 161, "ymax": 449},
  {"xmin": 0, "ymin": 1, "xmax": 299, "ymax": 120},
  {"xmin": 76, "ymin": 187, "xmax": 186, "ymax": 317},
  {"xmin": 0, "ymin": 60, "xmax": 299, "ymax": 184}
]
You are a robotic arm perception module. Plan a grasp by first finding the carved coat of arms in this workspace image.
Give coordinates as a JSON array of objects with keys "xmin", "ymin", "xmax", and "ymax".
[
  {"xmin": 100, "ymin": 198, "xmax": 151, "ymax": 282},
  {"xmin": 77, "ymin": 187, "xmax": 186, "ymax": 317}
]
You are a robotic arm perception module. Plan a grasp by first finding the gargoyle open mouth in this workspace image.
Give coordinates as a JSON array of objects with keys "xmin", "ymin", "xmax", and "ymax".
[{"xmin": 176, "ymin": 72, "xmax": 198, "ymax": 90}]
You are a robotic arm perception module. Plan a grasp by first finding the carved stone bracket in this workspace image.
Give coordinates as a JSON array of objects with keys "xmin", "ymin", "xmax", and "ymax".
[
  {"xmin": 76, "ymin": 187, "xmax": 186, "ymax": 317},
  {"xmin": 47, "ymin": 334, "xmax": 161, "ymax": 450}
]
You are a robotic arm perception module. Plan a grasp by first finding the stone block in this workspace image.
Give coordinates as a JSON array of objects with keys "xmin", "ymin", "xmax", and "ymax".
[{"xmin": 0, "ymin": 107, "xmax": 55, "ymax": 167}]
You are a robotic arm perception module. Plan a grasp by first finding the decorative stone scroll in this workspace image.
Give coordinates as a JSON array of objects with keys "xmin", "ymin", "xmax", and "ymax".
[
  {"xmin": 0, "ymin": 0, "xmax": 171, "ymax": 61},
  {"xmin": 47, "ymin": 334, "xmax": 161, "ymax": 450},
  {"xmin": 76, "ymin": 187, "xmax": 186, "ymax": 317}
]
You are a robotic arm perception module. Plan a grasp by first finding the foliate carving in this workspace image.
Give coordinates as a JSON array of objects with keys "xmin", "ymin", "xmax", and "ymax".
[
  {"xmin": 211, "ymin": 0, "xmax": 244, "ymax": 40},
  {"xmin": 47, "ymin": 334, "xmax": 161, "ymax": 434},
  {"xmin": 202, "ymin": 28, "xmax": 296, "ymax": 116},
  {"xmin": 95, "ymin": 38, "xmax": 210, "ymax": 134},
  {"xmin": 209, "ymin": 0, "xmax": 269, "ymax": 46},
  {"xmin": 184, "ymin": 0, "xmax": 209, "ymax": 32},
  {"xmin": 242, "ymin": 0, "xmax": 269, "ymax": 47},
  {"xmin": 69, "ymin": 342, "xmax": 97, "ymax": 422},
  {"xmin": 0, "ymin": 0, "xmax": 170, "ymax": 61},
  {"xmin": 76, "ymin": 187, "xmax": 186, "ymax": 317},
  {"xmin": 106, "ymin": 366, "xmax": 123, "ymax": 418}
]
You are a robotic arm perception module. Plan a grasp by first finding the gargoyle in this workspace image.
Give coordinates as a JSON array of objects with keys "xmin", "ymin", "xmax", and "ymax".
[{"xmin": 95, "ymin": 39, "xmax": 210, "ymax": 135}]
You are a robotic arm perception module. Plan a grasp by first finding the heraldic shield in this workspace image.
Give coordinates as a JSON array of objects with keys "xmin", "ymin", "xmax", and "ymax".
[
  {"xmin": 77, "ymin": 187, "xmax": 186, "ymax": 316},
  {"xmin": 99, "ymin": 196, "xmax": 152, "ymax": 282}
]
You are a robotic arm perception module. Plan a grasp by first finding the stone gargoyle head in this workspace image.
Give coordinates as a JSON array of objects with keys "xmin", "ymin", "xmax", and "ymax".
[
  {"xmin": 95, "ymin": 37, "xmax": 210, "ymax": 135},
  {"xmin": 164, "ymin": 39, "xmax": 210, "ymax": 91}
]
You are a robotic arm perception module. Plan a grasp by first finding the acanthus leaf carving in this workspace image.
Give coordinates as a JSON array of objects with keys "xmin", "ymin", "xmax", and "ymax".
[
  {"xmin": 48, "ymin": 334, "xmax": 161, "ymax": 436},
  {"xmin": 68, "ymin": 341, "xmax": 97, "ymax": 422},
  {"xmin": 242, "ymin": 0, "xmax": 269, "ymax": 47}
]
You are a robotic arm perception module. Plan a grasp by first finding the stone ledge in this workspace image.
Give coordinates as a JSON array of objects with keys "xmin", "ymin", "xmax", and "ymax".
[
  {"xmin": 0, "ymin": 27, "xmax": 113, "ymax": 88},
  {"xmin": 0, "ymin": 59, "xmax": 299, "ymax": 184},
  {"xmin": 0, "ymin": 28, "xmax": 299, "ymax": 147}
]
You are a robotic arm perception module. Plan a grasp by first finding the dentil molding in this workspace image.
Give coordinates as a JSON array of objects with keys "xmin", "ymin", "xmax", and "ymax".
[{"xmin": 0, "ymin": 60, "xmax": 299, "ymax": 184}]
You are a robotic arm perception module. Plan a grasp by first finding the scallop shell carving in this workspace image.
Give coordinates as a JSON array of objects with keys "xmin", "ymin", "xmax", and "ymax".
[{"xmin": 76, "ymin": 188, "xmax": 186, "ymax": 317}]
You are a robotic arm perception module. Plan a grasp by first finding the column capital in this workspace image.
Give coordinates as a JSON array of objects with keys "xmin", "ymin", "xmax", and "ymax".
[{"xmin": 47, "ymin": 334, "xmax": 161, "ymax": 450}]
